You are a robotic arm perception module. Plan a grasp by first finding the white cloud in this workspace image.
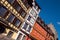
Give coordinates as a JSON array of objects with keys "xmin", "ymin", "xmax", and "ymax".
[{"xmin": 57, "ymin": 22, "xmax": 60, "ymax": 24}]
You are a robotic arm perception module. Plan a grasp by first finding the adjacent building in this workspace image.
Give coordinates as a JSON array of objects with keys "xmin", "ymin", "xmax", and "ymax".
[{"xmin": 48, "ymin": 23, "xmax": 58, "ymax": 40}]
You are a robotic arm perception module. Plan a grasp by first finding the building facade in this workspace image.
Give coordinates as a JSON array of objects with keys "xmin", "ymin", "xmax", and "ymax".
[
  {"xmin": 0, "ymin": 0, "xmax": 58, "ymax": 40},
  {"xmin": 48, "ymin": 23, "xmax": 58, "ymax": 40},
  {"xmin": 31, "ymin": 17, "xmax": 55, "ymax": 40},
  {"xmin": 0, "ymin": 0, "xmax": 40, "ymax": 40}
]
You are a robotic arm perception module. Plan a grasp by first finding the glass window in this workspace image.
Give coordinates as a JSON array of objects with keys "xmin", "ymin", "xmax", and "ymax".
[
  {"xmin": 7, "ymin": 31, "xmax": 13, "ymax": 38},
  {"xmin": 0, "ymin": 25, "xmax": 5, "ymax": 34},
  {"xmin": 34, "ymin": 6, "xmax": 36, "ymax": 9},
  {"xmin": 23, "ymin": 23, "xmax": 28, "ymax": 30},
  {"xmin": 20, "ymin": 11, "xmax": 26, "ymax": 18},
  {"xmin": 0, "ymin": 6, "xmax": 7, "ymax": 17},
  {"xmin": 14, "ymin": 20, "xmax": 21, "ymax": 27},
  {"xmin": 34, "ymin": 13, "xmax": 37, "ymax": 18},
  {"xmin": 27, "ymin": 16, "xmax": 31, "ymax": 21},
  {"xmin": 21, "ymin": 0, "xmax": 29, "ymax": 9},
  {"xmin": 30, "ymin": 10, "xmax": 34, "ymax": 15},
  {"xmin": 31, "ymin": 10, "xmax": 35, "ymax": 14},
  {"xmin": 14, "ymin": 2, "xmax": 21, "ymax": 12},
  {"xmin": 7, "ymin": 0, "xmax": 15, "ymax": 4},
  {"xmin": 17, "ymin": 33, "xmax": 22, "ymax": 40},
  {"xmin": 30, "ymin": 18, "xmax": 34, "ymax": 24},
  {"xmin": 27, "ymin": 26, "xmax": 31, "ymax": 32},
  {"xmin": 30, "ymin": 9, "xmax": 37, "ymax": 18},
  {"xmin": 22, "ymin": 36, "xmax": 26, "ymax": 40},
  {"xmin": 25, "ymin": 3, "xmax": 29, "ymax": 8},
  {"xmin": 7, "ymin": 14, "xmax": 15, "ymax": 23}
]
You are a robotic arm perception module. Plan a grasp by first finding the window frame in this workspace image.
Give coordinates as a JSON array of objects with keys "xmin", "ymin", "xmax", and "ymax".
[
  {"xmin": 27, "ymin": 25, "xmax": 32, "ymax": 32},
  {"xmin": 27, "ymin": 16, "xmax": 31, "ymax": 21},
  {"xmin": 20, "ymin": 11, "xmax": 26, "ymax": 18},
  {"xmin": 0, "ymin": 6, "xmax": 7, "ymax": 17},
  {"xmin": 22, "ymin": 35, "xmax": 26, "ymax": 40},
  {"xmin": 7, "ymin": 31, "xmax": 13, "ymax": 38},
  {"xmin": 22, "ymin": 23, "xmax": 28, "ymax": 30},
  {"xmin": 30, "ymin": 9, "xmax": 37, "ymax": 18},
  {"xmin": 7, "ymin": 13, "xmax": 15, "ymax": 23},
  {"xmin": 21, "ymin": 0, "xmax": 30, "ymax": 9},
  {"xmin": 13, "ymin": 0, "xmax": 21, "ymax": 12},
  {"xmin": 17, "ymin": 33, "xmax": 23, "ymax": 40},
  {"xmin": 14, "ymin": 19, "xmax": 22, "ymax": 27}
]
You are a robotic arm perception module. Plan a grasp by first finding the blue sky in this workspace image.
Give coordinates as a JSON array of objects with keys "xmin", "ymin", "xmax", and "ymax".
[{"xmin": 36, "ymin": 0, "xmax": 60, "ymax": 40}]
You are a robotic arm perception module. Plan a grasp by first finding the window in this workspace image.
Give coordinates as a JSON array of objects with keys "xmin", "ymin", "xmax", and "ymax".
[
  {"xmin": 7, "ymin": 0, "xmax": 15, "ymax": 4},
  {"xmin": 27, "ymin": 16, "xmax": 31, "ymax": 21},
  {"xmin": 22, "ymin": 36, "xmax": 26, "ymax": 40},
  {"xmin": 14, "ymin": 19, "xmax": 21, "ymax": 27},
  {"xmin": 30, "ymin": 9, "xmax": 34, "ymax": 15},
  {"xmin": 0, "ymin": 25, "xmax": 5, "ymax": 34},
  {"xmin": 23, "ymin": 23, "xmax": 28, "ymax": 30},
  {"xmin": 34, "ymin": 13, "xmax": 37, "ymax": 18},
  {"xmin": 7, "ymin": 31, "xmax": 13, "ymax": 38},
  {"xmin": 27, "ymin": 26, "xmax": 32, "ymax": 32},
  {"xmin": 14, "ymin": 2, "xmax": 21, "ymax": 12},
  {"xmin": 7, "ymin": 14, "xmax": 15, "ymax": 23},
  {"xmin": 30, "ymin": 18, "xmax": 34, "ymax": 24},
  {"xmin": 20, "ymin": 11, "xmax": 26, "ymax": 18},
  {"xmin": 17, "ymin": 33, "xmax": 22, "ymax": 40},
  {"xmin": 21, "ymin": 0, "xmax": 30, "ymax": 9},
  {"xmin": 25, "ymin": 3, "xmax": 30, "ymax": 9},
  {"xmin": 34, "ymin": 6, "xmax": 40, "ymax": 12},
  {"xmin": 0, "ymin": 6, "xmax": 7, "ymax": 17},
  {"xmin": 34, "ymin": 6, "xmax": 36, "ymax": 9},
  {"xmin": 30, "ymin": 9, "xmax": 37, "ymax": 18}
]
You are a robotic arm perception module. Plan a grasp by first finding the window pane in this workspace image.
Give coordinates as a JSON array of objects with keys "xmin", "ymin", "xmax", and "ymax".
[
  {"xmin": 17, "ymin": 33, "xmax": 22, "ymax": 40},
  {"xmin": 20, "ymin": 11, "xmax": 26, "ymax": 18},
  {"xmin": 14, "ymin": 2, "xmax": 21, "ymax": 11},
  {"xmin": 7, "ymin": 14, "xmax": 15, "ymax": 22},
  {"xmin": 27, "ymin": 16, "xmax": 31, "ymax": 21},
  {"xmin": 27, "ymin": 26, "xmax": 31, "ymax": 32},
  {"xmin": 30, "ymin": 10, "xmax": 34, "ymax": 15},
  {"xmin": 25, "ymin": 3, "xmax": 29, "ymax": 8},
  {"xmin": 7, "ymin": 0, "xmax": 15, "ymax": 4},
  {"xmin": 34, "ymin": 13, "xmax": 37, "ymax": 18},
  {"xmin": 23, "ymin": 23, "xmax": 28, "ymax": 30},
  {"xmin": 34, "ymin": 6, "xmax": 36, "ymax": 9},
  {"xmin": 0, "ymin": 6, "xmax": 7, "ymax": 17},
  {"xmin": 31, "ymin": 10, "xmax": 35, "ymax": 15},
  {"xmin": 14, "ymin": 20, "xmax": 21, "ymax": 27},
  {"xmin": 21, "ymin": 0, "xmax": 29, "ymax": 9},
  {"xmin": 30, "ymin": 18, "xmax": 34, "ymax": 24},
  {"xmin": 7, "ymin": 31, "xmax": 13, "ymax": 38},
  {"xmin": 30, "ymin": 10, "xmax": 37, "ymax": 18}
]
